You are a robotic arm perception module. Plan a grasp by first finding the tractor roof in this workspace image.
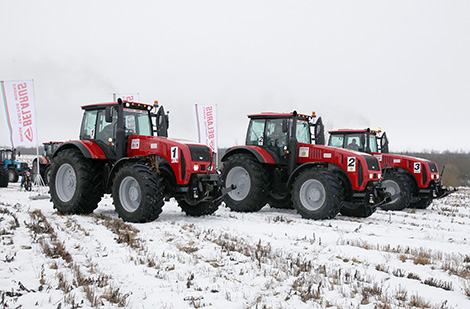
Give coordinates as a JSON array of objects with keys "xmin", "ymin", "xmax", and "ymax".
[
  {"xmin": 329, "ymin": 128, "xmax": 380, "ymax": 135},
  {"xmin": 81, "ymin": 101, "xmax": 154, "ymax": 111},
  {"xmin": 248, "ymin": 112, "xmax": 311, "ymax": 120}
]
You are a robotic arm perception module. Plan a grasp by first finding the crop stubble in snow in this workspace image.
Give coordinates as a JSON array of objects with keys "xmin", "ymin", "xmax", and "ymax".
[{"xmin": 1, "ymin": 184, "xmax": 470, "ymax": 308}]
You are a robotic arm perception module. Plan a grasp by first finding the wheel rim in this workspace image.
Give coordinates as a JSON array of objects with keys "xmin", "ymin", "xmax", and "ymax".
[
  {"xmin": 382, "ymin": 179, "xmax": 400, "ymax": 203},
  {"xmin": 56, "ymin": 163, "xmax": 76, "ymax": 202},
  {"xmin": 299, "ymin": 179, "xmax": 326, "ymax": 211},
  {"xmin": 119, "ymin": 176, "xmax": 142, "ymax": 213},
  {"xmin": 8, "ymin": 170, "xmax": 15, "ymax": 182},
  {"xmin": 226, "ymin": 166, "xmax": 251, "ymax": 201}
]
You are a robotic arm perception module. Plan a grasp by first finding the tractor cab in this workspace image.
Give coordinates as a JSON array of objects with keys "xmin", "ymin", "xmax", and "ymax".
[
  {"xmin": 246, "ymin": 112, "xmax": 324, "ymax": 164},
  {"xmin": 328, "ymin": 128, "xmax": 389, "ymax": 154}
]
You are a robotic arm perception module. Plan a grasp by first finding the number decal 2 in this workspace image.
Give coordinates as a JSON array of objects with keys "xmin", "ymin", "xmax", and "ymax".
[
  {"xmin": 413, "ymin": 162, "xmax": 421, "ymax": 173},
  {"xmin": 347, "ymin": 157, "xmax": 356, "ymax": 172},
  {"xmin": 171, "ymin": 147, "xmax": 179, "ymax": 163}
]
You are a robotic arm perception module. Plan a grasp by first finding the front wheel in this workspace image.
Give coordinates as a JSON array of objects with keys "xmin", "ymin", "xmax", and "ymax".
[
  {"xmin": 222, "ymin": 154, "xmax": 268, "ymax": 212},
  {"xmin": 380, "ymin": 171, "xmax": 412, "ymax": 211},
  {"xmin": 291, "ymin": 168, "xmax": 343, "ymax": 220},
  {"xmin": 112, "ymin": 163, "xmax": 164, "ymax": 223}
]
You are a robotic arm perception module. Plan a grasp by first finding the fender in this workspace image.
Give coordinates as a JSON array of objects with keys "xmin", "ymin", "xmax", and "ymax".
[
  {"xmin": 221, "ymin": 146, "xmax": 277, "ymax": 164},
  {"xmin": 286, "ymin": 161, "xmax": 329, "ymax": 188},
  {"xmin": 53, "ymin": 140, "xmax": 107, "ymax": 160}
]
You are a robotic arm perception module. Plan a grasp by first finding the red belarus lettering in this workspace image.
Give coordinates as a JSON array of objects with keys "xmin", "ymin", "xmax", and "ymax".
[{"xmin": 17, "ymin": 82, "xmax": 34, "ymax": 142}]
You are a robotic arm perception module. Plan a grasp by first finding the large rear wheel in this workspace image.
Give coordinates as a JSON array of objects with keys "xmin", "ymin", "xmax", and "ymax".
[
  {"xmin": 380, "ymin": 171, "xmax": 412, "ymax": 211},
  {"xmin": 50, "ymin": 149, "xmax": 104, "ymax": 214},
  {"xmin": 222, "ymin": 154, "xmax": 268, "ymax": 212},
  {"xmin": 112, "ymin": 163, "xmax": 164, "ymax": 223},
  {"xmin": 0, "ymin": 165, "xmax": 8, "ymax": 188},
  {"xmin": 292, "ymin": 167, "xmax": 343, "ymax": 220}
]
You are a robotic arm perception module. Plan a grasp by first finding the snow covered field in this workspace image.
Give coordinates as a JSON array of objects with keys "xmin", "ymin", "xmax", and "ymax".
[{"xmin": 1, "ymin": 183, "xmax": 469, "ymax": 308}]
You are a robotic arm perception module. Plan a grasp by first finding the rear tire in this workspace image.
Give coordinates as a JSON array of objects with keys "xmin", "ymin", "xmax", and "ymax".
[
  {"xmin": 113, "ymin": 163, "xmax": 164, "ymax": 223},
  {"xmin": 50, "ymin": 149, "xmax": 104, "ymax": 214},
  {"xmin": 44, "ymin": 165, "xmax": 52, "ymax": 185},
  {"xmin": 178, "ymin": 200, "xmax": 220, "ymax": 216},
  {"xmin": 380, "ymin": 171, "xmax": 412, "ymax": 211},
  {"xmin": 8, "ymin": 169, "xmax": 19, "ymax": 183},
  {"xmin": 340, "ymin": 203, "xmax": 375, "ymax": 218},
  {"xmin": 0, "ymin": 166, "xmax": 8, "ymax": 187},
  {"xmin": 291, "ymin": 167, "xmax": 343, "ymax": 220},
  {"xmin": 222, "ymin": 154, "xmax": 268, "ymax": 212}
]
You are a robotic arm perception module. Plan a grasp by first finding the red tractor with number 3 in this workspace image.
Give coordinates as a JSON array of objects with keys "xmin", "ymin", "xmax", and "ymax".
[
  {"xmin": 328, "ymin": 128, "xmax": 456, "ymax": 210},
  {"xmin": 221, "ymin": 111, "xmax": 390, "ymax": 219},
  {"xmin": 49, "ymin": 99, "xmax": 223, "ymax": 222}
]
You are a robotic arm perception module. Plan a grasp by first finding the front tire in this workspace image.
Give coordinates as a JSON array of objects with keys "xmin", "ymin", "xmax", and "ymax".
[
  {"xmin": 380, "ymin": 171, "xmax": 412, "ymax": 211},
  {"xmin": 222, "ymin": 154, "xmax": 268, "ymax": 212},
  {"xmin": 291, "ymin": 167, "xmax": 343, "ymax": 220},
  {"xmin": 50, "ymin": 149, "xmax": 104, "ymax": 214},
  {"xmin": 112, "ymin": 163, "xmax": 164, "ymax": 223}
]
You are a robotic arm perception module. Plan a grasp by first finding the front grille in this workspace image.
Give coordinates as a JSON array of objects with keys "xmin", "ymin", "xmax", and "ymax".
[
  {"xmin": 188, "ymin": 145, "xmax": 212, "ymax": 162},
  {"xmin": 364, "ymin": 156, "xmax": 380, "ymax": 171},
  {"xmin": 428, "ymin": 162, "xmax": 437, "ymax": 173}
]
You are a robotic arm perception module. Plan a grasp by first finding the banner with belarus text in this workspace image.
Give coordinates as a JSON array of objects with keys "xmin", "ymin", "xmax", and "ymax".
[
  {"xmin": 1, "ymin": 80, "xmax": 38, "ymax": 147},
  {"xmin": 195, "ymin": 104, "xmax": 218, "ymax": 153}
]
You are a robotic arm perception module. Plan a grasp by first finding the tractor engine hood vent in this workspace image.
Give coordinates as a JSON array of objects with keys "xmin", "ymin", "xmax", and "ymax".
[{"xmin": 188, "ymin": 145, "xmax": 212, "ymax": 162}]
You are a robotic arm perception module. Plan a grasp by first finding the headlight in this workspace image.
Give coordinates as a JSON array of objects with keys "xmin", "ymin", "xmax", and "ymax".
[{"xmin": 193, "ymin": 164, "xmax": 199, "ymax": 171}]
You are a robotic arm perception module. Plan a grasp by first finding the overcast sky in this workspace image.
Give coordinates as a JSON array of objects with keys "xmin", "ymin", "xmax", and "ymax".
[{"xmin": 1, "ymin": 1, "xmax": 469, "ymax": 152}]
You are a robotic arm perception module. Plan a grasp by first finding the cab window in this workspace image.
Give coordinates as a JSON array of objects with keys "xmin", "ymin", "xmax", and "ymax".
[
  {"xmin": 79, "ymin": 110, "xmax": 98, "ymax": 140},
  {"xmin": 345, "ymin": 134, "xmax": 363, "ymax": 151},
  {"xmin": 329, "ymin": 134, "xmax": 344, "ymax": 148},
  {"xmin": 246, "ymin": 119, "xmax": 266, "ymax": 145}
]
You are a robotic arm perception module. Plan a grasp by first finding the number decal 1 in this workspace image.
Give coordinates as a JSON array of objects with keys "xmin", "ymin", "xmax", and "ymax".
[
  {"xmin": 171, "ymin": 147, "xmax": 179, "ymax": 163},
  {"xmin": 347, "ymin": 157, "xmax": 356, "ymax": 172}
]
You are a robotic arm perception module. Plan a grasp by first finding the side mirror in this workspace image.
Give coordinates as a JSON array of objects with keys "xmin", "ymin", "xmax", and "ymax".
[
  {"xmin": 314, "ymin": 117, "xmax": 325, "ymax": 145},
  {"xmin": 381, "ymin": 132, "xmax": 389, "ymax": 153},
  {"xmin": 105, "ymin": 107, "xmax": 113, "ymax": 123}
]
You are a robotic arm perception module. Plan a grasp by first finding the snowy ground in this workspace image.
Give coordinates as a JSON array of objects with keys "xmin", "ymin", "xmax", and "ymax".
[{"xmin": 1, "ymin": 183, "xmax": 469, "ymax": 309}]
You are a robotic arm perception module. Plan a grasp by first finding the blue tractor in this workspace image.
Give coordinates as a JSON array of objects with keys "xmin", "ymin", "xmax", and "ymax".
[{"xmin": 0, "ymin": 148, "xmax": 29, "ymax": 183}]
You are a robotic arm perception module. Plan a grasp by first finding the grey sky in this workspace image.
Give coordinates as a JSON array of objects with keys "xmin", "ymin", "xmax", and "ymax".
[{"xmin": 1, "ymin": 1, "xmax": 469, "ymax": 152}]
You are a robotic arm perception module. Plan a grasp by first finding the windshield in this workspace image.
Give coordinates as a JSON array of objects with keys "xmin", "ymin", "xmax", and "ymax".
[{"xmin": 123, "ymin": 108, "xmax": 153, "ymax": 136}]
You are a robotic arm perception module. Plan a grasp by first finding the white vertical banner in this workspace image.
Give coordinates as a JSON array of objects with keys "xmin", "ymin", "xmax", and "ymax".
[
  {"xmin": 195, "ymin": 104, "xmax": 218, "ymax": 153},
  {"xmin": 113, "ymin": 93, "xmax": 139, "ymax": 102},
  {"xmin": 1, "ymin": 80, "xmax": 38, "ymax": 147}
]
